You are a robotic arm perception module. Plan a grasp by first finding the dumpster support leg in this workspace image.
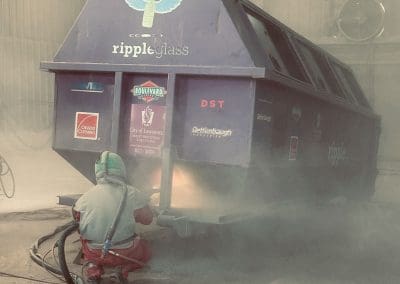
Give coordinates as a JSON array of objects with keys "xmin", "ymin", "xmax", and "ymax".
[
  {"xmin": 160, "ymin": 73, "xmax": 176, "ymax": 211},
  {"xmin": 111, "ymin": 72, "xmax": 123, "ymax": 152}
]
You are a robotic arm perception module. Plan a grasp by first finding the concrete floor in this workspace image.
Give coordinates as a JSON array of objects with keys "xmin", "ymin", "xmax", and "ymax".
[
  {"xmin": 1, "ymin": 132, "xmax": 400, "ymax": 283},
  {"xmin": 2, "ymin": 202, "xmax": 400, "ymax": 284}
]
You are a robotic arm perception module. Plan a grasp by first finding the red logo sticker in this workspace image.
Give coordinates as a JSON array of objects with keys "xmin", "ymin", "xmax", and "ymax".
[{"xmin": 74, "ymin": 112, "xmax": 99, "ymax": 140}]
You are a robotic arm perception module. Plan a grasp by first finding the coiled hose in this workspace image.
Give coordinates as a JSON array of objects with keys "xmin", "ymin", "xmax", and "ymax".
[
  {"xmin": 29, "ymin": 220, "xmax": 82, "ymax": 284},
  {"xmin": 58, "ymin": 221, "xmax": 79, "ymax": 284},
  {"xmin": 30, "ymin": 176, "xmax": 127, "ymax": 283}
]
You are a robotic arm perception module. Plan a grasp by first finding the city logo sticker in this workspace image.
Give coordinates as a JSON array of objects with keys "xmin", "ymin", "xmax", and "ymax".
[
  {"xmin": 125, "ymin": 0, "xmax": 183, "ymax": 28},
  {"xmin": 131, "ymin": 80, "xmax": 166, "ymax": 103},
  {"xmin": 129, "ymin": 104, "xmax": 166, "ymax": 157},
  {"xmin": 142, "ymin": 105, "xmax": 155, "ymax": 127},
  {"xmin": 74, "ymin": 112, "xmax": 99, "ymax": 140}
]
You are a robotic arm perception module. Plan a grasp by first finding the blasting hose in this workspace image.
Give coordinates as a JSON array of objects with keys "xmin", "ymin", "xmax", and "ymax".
[
  {"xmin": 29, "ymin": 220, "xmax": 82, "ymax": 284},
  {"xmin": 101, "ymin": 175, "xmax": 128, "ymax": 257},
  {"xmin": 58, "ymin": 221, "xmax": 79, "ymax": 284}
]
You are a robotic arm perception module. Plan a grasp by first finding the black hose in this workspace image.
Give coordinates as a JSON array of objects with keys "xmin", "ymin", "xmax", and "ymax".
[
  {"xmin": 29, "ymin": 221, "xmax": 75, "ymax": 276},
  {"xmin": 29, "ymin": 220, "xmax": 82, "ymax": 284},
  {"xmin": 58, "ymin": 221, "xmax": 79, "ymax": 284},
  {"xmin": 102, "ymin": 176, "xmax": 128, "ymax": 256}
]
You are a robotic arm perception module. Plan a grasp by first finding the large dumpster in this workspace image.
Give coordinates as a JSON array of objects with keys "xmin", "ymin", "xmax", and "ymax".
[{"xmin": 42, "ymin": 0, "xmax": 380, "ymax": 236}]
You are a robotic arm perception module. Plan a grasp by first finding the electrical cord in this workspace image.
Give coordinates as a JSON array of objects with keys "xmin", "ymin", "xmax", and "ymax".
[
  {"xmin": 0, "ymin": 155, "xmax": 15, "ymax": 198},
  {"xmin": 0, "ymin": 271, "xmax": 63, "ymax": 284},
  {"xmin": 30, "ymin": 221, "xmax": 72, "ymax": 275},
  {"xmin": 53, "ymin": 240, "xmax": 61, "ymax": 266},
  {"xmin": 43, "ymin": 247, "xmax": 66, "ymax": 282}
]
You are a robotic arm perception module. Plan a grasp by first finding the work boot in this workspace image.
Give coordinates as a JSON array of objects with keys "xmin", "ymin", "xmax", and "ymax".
[
  {"xmin": 83, "ymin": 261, "xmax": 102, "ymax": 284},
  {"xmin": 85, "ymin": 277, "xmax": 100, "ymax": 284},
  {"xmin": 108, "ymin": 270, "xmax": 128, "ymax": 283}
]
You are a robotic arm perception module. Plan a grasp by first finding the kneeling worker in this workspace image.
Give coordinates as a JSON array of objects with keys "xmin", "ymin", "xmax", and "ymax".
[{"xmin": 72, "ymin": 151, "xmax": 154, "ymax": 283}]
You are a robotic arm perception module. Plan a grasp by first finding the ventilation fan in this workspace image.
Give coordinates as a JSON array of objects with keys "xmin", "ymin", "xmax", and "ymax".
[{"xmin": 337, "ymin": 0, "xmax": 385, "ymax": 41}]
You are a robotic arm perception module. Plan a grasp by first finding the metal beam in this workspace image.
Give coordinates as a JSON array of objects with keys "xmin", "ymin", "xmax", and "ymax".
[
  {"xmin": 159, "ymin": 73, "xmax": 176, "ymax": 211},
  {"xmin": 40, "ymin": 62, "xmax": 266, "ymax": 79},
  {"xmin": 110, "ymin": 72, "xmax": 123, "ymax": 152}
]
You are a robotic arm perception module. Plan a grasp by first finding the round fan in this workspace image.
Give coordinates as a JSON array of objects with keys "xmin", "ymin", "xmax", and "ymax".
[{"xmin": 337, "ymin": 0, "xmax": 385, "ymax": 41}]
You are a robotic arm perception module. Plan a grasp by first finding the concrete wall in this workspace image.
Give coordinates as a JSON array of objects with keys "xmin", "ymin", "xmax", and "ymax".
[
  {"xmin": 251, "ymin": 0, "xmax": 337, "ymax": 40},
  {"xmin": 0, "ymin": 0, "xmax": 85, "ymax": 134}
]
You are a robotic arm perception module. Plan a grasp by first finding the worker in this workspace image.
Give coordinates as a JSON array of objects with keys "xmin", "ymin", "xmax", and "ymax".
[{"xmin": 72, "ymin": 151, "xmax": 154, "ymax": 284}]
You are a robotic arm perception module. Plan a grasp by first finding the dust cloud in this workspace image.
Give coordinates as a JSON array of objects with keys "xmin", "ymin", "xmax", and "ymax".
[{"xmin": 146, "ymin": 198, "xmax": 400, "ymax": 284}]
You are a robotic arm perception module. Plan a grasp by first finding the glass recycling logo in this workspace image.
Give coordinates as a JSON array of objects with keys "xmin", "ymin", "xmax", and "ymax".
[
  {"xmin": 115, "ymin": 0, "xmax": 189, "ymax": 59},
  {"xmin": 125, "ymin": 0, "xmax": 183, "ymax": 28}
]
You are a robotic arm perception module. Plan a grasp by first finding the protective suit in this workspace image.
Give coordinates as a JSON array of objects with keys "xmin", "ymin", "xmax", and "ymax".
[{"xmin": 73, "ymin": 151, "xmax": 153, "ymax": 283}]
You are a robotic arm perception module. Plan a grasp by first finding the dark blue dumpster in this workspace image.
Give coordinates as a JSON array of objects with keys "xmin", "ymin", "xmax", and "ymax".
[{"xmin": 42, "ymin": 0, "xmax": 380, "ymax": 236}]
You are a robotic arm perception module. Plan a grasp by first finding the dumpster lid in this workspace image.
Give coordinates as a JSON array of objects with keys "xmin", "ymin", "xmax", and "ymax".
[
  {"xmin": 47, "ymin": 0, "xmax": 266, "ymax": 75},
  {"xmin": 43, "ymin": 0, "xmax": 375, "ymax": 111}
]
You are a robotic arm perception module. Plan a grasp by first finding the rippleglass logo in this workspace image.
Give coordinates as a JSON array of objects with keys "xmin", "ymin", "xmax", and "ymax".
[{"xmin": 125, "ymin": 0, "xmax": 183, "ymax": 28}]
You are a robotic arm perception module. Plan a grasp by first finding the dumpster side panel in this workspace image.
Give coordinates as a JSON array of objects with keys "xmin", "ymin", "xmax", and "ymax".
[
  {"xmin": 174, "ymin": 76, "xmax": 255, "ymax": 167},
  {"xmin": 249, "ymin": 82, "xmax": 379, "ymax": 200},
  {"xmin": 53, "ymin": 72, "xmax": 114, "ymax": 152},
  {"xmin": 120, "ymin": 74, "xmax": 168, "ymax": 158},
  {"xmin": 56, "ymin": 150, "xmax": 98, "ymax": 184},
  {"xmin": 251, "ymin": 82, "xmax": 274, "ymax": 162}
]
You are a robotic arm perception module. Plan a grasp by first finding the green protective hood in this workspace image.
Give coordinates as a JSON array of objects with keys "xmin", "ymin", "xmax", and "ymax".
[{"xmin": 95, "ymin": 151, "xmax": 127, "ymax": 181}]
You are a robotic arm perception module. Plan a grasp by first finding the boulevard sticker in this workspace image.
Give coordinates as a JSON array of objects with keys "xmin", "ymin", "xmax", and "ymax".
[{"xmin": 131, "ymin": 80, "xmax": 166, "ymax": 103}]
